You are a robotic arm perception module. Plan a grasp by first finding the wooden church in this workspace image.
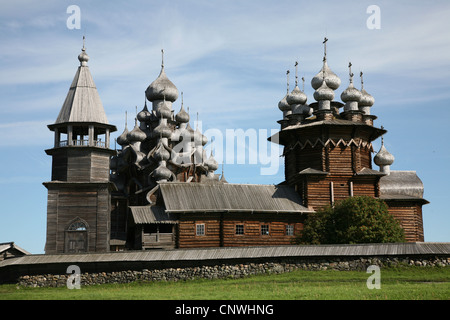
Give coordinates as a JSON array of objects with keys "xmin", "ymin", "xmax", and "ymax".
[{"xmin": 43, "ymin": 38, "xmax": 428, "ymax": 254}]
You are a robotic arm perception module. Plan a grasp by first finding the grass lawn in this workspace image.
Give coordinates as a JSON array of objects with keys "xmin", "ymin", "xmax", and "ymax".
[{"xmin": 0, "ymin": 266, "xmax": 449, "ymax": 300}]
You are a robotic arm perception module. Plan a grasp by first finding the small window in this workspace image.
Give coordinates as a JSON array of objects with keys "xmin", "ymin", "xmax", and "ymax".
[
  {"xmin": 286, "ymin": 225, "xmax": 294, "ymax": 236},
  {"xmin": 68, "ymin": 221, "xmax": 87, "ymax": 231},
  {"xmin": 196, "ymin": 224, "xmax": 205, "ymax": 236},
  {"xmin": 235, "ymin": 224, "xmax": 244, "ymax": 235},
  {"xmin": 261, "ymin": 224, "xmax": 269, "ymax": 236}
]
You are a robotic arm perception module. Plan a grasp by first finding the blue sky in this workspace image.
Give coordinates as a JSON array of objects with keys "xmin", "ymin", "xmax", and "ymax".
[{"xmin": 0, "ymin": 0, "xmax": 449, "ymax": 254}]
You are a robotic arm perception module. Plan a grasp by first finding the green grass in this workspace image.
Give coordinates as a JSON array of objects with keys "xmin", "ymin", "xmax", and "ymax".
[{"xmin": 1, "ymin": 266, "xmax": 449, "ymax": 300}]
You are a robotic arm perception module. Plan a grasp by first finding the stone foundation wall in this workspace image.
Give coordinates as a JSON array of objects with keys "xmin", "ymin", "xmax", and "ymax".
[{"xmin": 17, "ymin": 256, "xmax": 449, "ymax": 288}]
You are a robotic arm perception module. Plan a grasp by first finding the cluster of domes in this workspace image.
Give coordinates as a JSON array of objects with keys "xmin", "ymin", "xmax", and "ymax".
[
  {"xmin": 111, "ymin": 51, "xmax": 222, "ymax": 190},
  {"xmin": 278, "ymin": 38, "xmax": 375, "ymax": 123}
]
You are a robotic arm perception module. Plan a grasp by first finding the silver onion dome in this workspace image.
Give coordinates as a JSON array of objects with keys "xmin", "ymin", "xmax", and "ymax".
[
  {"xmin": 176, "ymin": 105, "xmax": 190, "ymax": 123},
  {"xmin": 153, "ymin": 163, "xmax": 173, "ymax": 181},
  {"xmin": 205, "ymin": 152, "xmax": 219, "ymax": 172},
  {"xmin": 116, "ymin": 126, "xmax": 129, "ymax": 146},
  {"xmin": 127, "ymin": 121, "xmax": 147, "ymax": 142},
  {"xmin": 374, "ymin": 142, "xmax": 395, "ymax": 166},
  {"xmin": 341, "ymin": 82, "xmax": 362, "ymax": 102},
  {"xmin": 314, "ymin": 80, "xmax": 335, "ymax": 101},
  {"xmin": 137, "ymin": 100, "xmax": 152, "ymax": 123},
  {"xmin": 156, "ymin": 98, "xmax": 173, "ymax": 119},
  {"xmin": 311, "ymin": 60, "xmax": 341, "ymax": 91},
  {"xmin": 360, "ymin": 88, "xmax": 375, "ymax": 107},
  {"xmin": 78, "ymin": 37, "xmax": 89, "ymax": 66},
  {"xmin": 153, "ymin": 121, "xmax": 172, "ymax": 139},
  {"xmin": 175, "ymin": 94, "xmax": 190, "ymax": 123},
  {"xmin": 278, "ymin": 94, "xmax": 291, "ymax": 112},
  {"xmin": 341, "ymin": 63, "xmax": 361, "ymax": 103},
  {"xmin": 145, "ymin": 50, "xmax": 179, "ymax": 102},
  {"xmin": 359, "ymin": 72, "xmax": 375, "ymax": 107},
  {"xmin": 287, "ymin": 85, "xmax": 307, "ymax": 106},
  {"xmin": 151, "ymin": 141, "xmax": 170, "ymax": 162}
]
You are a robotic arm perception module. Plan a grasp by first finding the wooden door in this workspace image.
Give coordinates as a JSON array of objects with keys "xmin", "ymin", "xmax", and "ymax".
[{"xmin": 65, "ymin": 231, "xmax": 88, "ymax": 253}]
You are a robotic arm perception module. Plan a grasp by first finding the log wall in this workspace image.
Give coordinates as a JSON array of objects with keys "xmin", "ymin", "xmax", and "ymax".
[
  {"xmin": 177, "ymin": 213, "xmax": 305, "ymax": 248},
  {"xmin": 44, "ymin": 184, "xmax": 111, "ymax": 254},
  {"xmin": 49, "ymin": 148, "xmax": 110, "ymax": 182},
  {"xmin": 385, "ymin": 201, "xmax": 424, "ymax": 242}
]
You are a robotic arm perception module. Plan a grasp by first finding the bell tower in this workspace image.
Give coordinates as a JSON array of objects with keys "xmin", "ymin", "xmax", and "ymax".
[{"xmin": 44, "ymin": 38, "xmax": 117, "ymax": 254}]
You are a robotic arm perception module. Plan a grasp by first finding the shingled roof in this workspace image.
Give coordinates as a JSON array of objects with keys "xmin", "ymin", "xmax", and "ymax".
[
  {"xmin": 159, "ymin": 183, "xmax": 312, "ymax": 214},
  {"xmin": 379, "ymin": 171, "xmax": 428, "ymax": 203},
  {"xmin": 54, "ymin": 45, "xmax": 110, "ymax": 126}
]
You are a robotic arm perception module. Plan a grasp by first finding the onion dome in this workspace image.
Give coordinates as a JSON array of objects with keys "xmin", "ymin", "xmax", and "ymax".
[
  {"xmin": 78, "ymin": 37, "xmax": 89, "ymax": 66},
  {"xmin": 360, "ymin": 89, "xmax": 375, "ymax": 107},
  {"xmin": 145, "ymin": 49, "xmax": 179, "ymax": 102},
  {"xmin": 156, "ymin": 98, "xmax": 172, "ymax": 119},
  {"xmin": 278, "ymin": 94, "xmax": 291, "ymax": 112},
  {"xmin": 117, "ymin": 126, "xmax": 129, "ymax": 146},
  {"xmin": 127, "ymin": 119, "xmax": 147, "ymax": 142},
  {"xmin": 359, "ymin": 72, "xmax": 375, "ymax": 107},
  {"xmin": 293, "ymin": 104, "xmax": 313, "ymax": 117},
  {"xmin": 117, "ymin": 112, "xmax": 130, "ymax": 146},
  {"xmin": 341, "ymin": 82, "xmax": 361, "ymax": 102},
  {"xmin": 311, "ymin": 60, "xmax": 341, "ymax": 91},
  {"xmin": 153, "ymin": 121, "xmax": 172, "ymax": 139},
  {"xmin": 287, "ymin": 62, "xmax": 307, "ymax": 106},
  {"xmin": 175, "ymin": 93, "xmax": 190, "ymax": 123},
  {"xmin": 311, "ymin": 38, "xmax": 341, "ymax": 90},
  {"xmin": 153, "ymin": 162, "xmax": 173, "ymax": 181},
  {"xmin": 341, "ymin": 64, "xmax": 361, "ymax": 104},
  {"xmin": 374, "ymin": 141, "xmax": 395, "ymax": 167},
  {"xmin": 278, "ymin": 70, "xmax": 292, "ymax": 112},
  {"xmin": 287, "ymin": 85, "xmax": 307, "ymax": 106},
  {"xmin": 176, "ymin": 105, "xmax": 189, "ymax": 123},
  {"xmin": 205, "ymin": 152, "xmax": 219, "ymax": 172},
  {"xmin": 151, "ymin": 141, "xmax": 170, "ymax": 162},
  {"xmin": 313, "ymin": 80, "xmax": 335, "ymax": 101},
  {"xmin": 137, "ymin": 99, "xmax": 151, "ymax": 123}
]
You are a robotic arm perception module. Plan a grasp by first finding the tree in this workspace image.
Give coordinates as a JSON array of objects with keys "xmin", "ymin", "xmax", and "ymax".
[{"xmin": 296, "ymin": 196, "xmax": 405, "ymax": 244}]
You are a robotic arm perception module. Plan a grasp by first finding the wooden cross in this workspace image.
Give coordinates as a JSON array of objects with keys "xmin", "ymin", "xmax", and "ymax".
[
  {"xmin": 323, "ymin": 37, "xmax": 328, "ymax": 59},
  {"xmin": 360, "ymin": 71, "xmax": 364, "ymax": 89},
  {"xmin": 286, "ymin": 70, "xmax": 290, "ymax": 93},
  {"xmin": 348, "ymin": 62, "xmax": 354, "ymax": 82}
]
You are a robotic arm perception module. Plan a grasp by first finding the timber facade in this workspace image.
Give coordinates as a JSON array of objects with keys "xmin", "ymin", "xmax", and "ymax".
[{"xmin": 43, "ymin": 39, "xmax": 428, "ymax": 254}]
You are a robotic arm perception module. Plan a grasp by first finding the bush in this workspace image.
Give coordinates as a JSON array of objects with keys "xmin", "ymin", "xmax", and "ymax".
[{"xmin": 296, "ymin": 196, "xmax": 405, "ymax": 244}]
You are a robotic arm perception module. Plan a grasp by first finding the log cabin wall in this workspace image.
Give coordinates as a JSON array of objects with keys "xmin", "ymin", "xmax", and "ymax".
[
  {"xmin": 44, "ymin": 184, "xmax": 111, "ymax": 254},
  {"xmin": 222, "ymin": 213, "xmax": 304, "ymax": 247},
  {"xmin": 385, "ymin": 201, "xmax": 424, "ymax": 242},
  {"xmin": 177, "ymin": 214, "xmax": 222, "ymax": 248},
  {"xmin": 177, "ymin": 213, "xmax": 305, "ymax": 248},
  {"xmin": 49, "ymin": 148, "xmax": 111, "ymax": 183},
  {"xmin": 298, "ymin": 174, "xmax": 378, "ymax": 210},
  {"xmin": 286, "ymin": 142, "xmax": 373, "ymax": 185}
]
